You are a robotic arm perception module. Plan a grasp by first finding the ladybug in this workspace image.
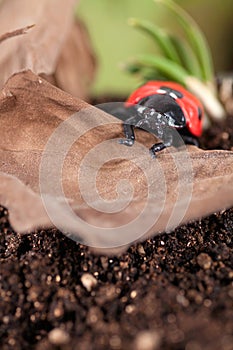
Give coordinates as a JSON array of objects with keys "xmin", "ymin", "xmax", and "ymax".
[
  {"xmin": 119, "ymin": 81, "xmax": 203, "ymax": 157},
  {"xmin": 97, "ymin": 81, "xmax": 204, "ymax": 157}
]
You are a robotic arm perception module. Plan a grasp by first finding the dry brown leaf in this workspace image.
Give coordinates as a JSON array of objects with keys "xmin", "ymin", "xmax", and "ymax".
[
  {"xmin": 0, "ymin": 70, "xmax": 233, "ymax": 252},
  {"xmin": 54, "ymin": 19, "xmax": 96, "ymax": 100},
  {"xmin": 0, "ymin": 0, "xmax": 96, "ymax": 99}
]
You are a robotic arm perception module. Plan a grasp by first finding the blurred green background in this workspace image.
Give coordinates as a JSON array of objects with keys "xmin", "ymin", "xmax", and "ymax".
[{"xmin": 78, "ymin": 0, "xmax": 233, "ymax": 97}]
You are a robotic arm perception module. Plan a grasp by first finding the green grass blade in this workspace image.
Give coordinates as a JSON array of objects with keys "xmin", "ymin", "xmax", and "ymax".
[
  {"xmin": 128, "ymin": 17, "xmax": 182, "ymax": 65},
  {"xmin": 124, "ymin": 54, "xmax": 190, "ymax": 85},
  {"xmin": 170, "ymin": 35, "xmax": 203, "ymax": 79},
  {"xmin": 141, "ymin": 67, "xmax": 167, "ymax": 81},
  {"xmin": 154, "ymin": 0, "xmax": 214, "ymax": 82},
  {"xmin": 122, "ymin": 61, "xmax": 167, "ymax": 81}
]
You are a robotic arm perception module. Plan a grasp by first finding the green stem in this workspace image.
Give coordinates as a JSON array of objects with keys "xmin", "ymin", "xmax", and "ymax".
[
  {"xmin": 154, "ymin": 0, "xmax": 214, "ymax": 83},
  {"xmin": 128, "ymin": 18, "xmax": 182, "ymax": 65},
  {"xmin": 127, "ymin": 54, "xmax": 190, "ymax": 85}
]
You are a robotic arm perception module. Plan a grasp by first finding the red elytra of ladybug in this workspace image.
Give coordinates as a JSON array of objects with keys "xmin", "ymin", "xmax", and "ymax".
[{"xmin": 125, "ymin": 81, "xmax": 203, "ymax": 137}]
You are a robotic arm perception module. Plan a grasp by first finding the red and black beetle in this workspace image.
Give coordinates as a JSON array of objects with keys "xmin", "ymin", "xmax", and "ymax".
[
  {"xmin": 126, "ymin": 81, "xmax": 203, "ymax": 137},
  {"xmin": 98, "ymin": 81, "xmax": 204, "ymax": 157}
]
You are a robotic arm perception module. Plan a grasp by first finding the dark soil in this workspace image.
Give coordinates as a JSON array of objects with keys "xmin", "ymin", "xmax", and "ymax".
[{"xmin": 0, "ymin": 115, "xmax": 233, "ymax": 350}]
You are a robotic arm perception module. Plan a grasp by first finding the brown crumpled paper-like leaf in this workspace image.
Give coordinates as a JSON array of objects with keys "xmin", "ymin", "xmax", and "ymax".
[
  {"xmin": 54, "ymin": 19, "xmax": 96, "ymax": 100},
  {"xmin": 0, "ymin": 0, "xmax": 96, "ymax": 100},
  {"xmin": 0, "ymin": 70, "xmax": 233, "ymax": 252}
]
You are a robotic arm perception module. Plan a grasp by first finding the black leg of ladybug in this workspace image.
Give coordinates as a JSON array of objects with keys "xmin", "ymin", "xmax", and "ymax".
[
  {"xmin": 119, "ymin": 115, "xmax": 141, "ymax": 147},
  {"xmin": 149, "ymin": 142, "xmax": 167, "ymax": 158},
  {"xmin": 149, "ymin": 131, "xmax": 173, "ymax": 158}
]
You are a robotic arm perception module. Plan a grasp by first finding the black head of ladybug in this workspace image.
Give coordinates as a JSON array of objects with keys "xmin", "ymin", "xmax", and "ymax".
[{"xmin": 137, "ymin": 93, "xmax": 186, "ymax": 129}]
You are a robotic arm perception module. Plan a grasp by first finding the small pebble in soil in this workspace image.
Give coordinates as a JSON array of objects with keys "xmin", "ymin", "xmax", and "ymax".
[
  {"xmin": 137, "ymin": 244, "xmax": 146, "ymax": 255},
  {"xmin": 134, "ymin": 330, "xmax": 161, "ymax": 350},
  {"xmin": 80, "ymin": 273, "xmax": 98, "ymax": 291},
  {"xmin": 197, "ymin": 252, "xmax": 212, "ymax": 270},
  {"xmin": 48, "ymin": 328, "xmax": 70, "ymax": 346},
  {"xmin": 109, "ymin": 335, "xmax": 122, "ymax": 349},
  {"xmin": 130, "ymin": 290, "xmax": 137, "ymax": 299}
]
